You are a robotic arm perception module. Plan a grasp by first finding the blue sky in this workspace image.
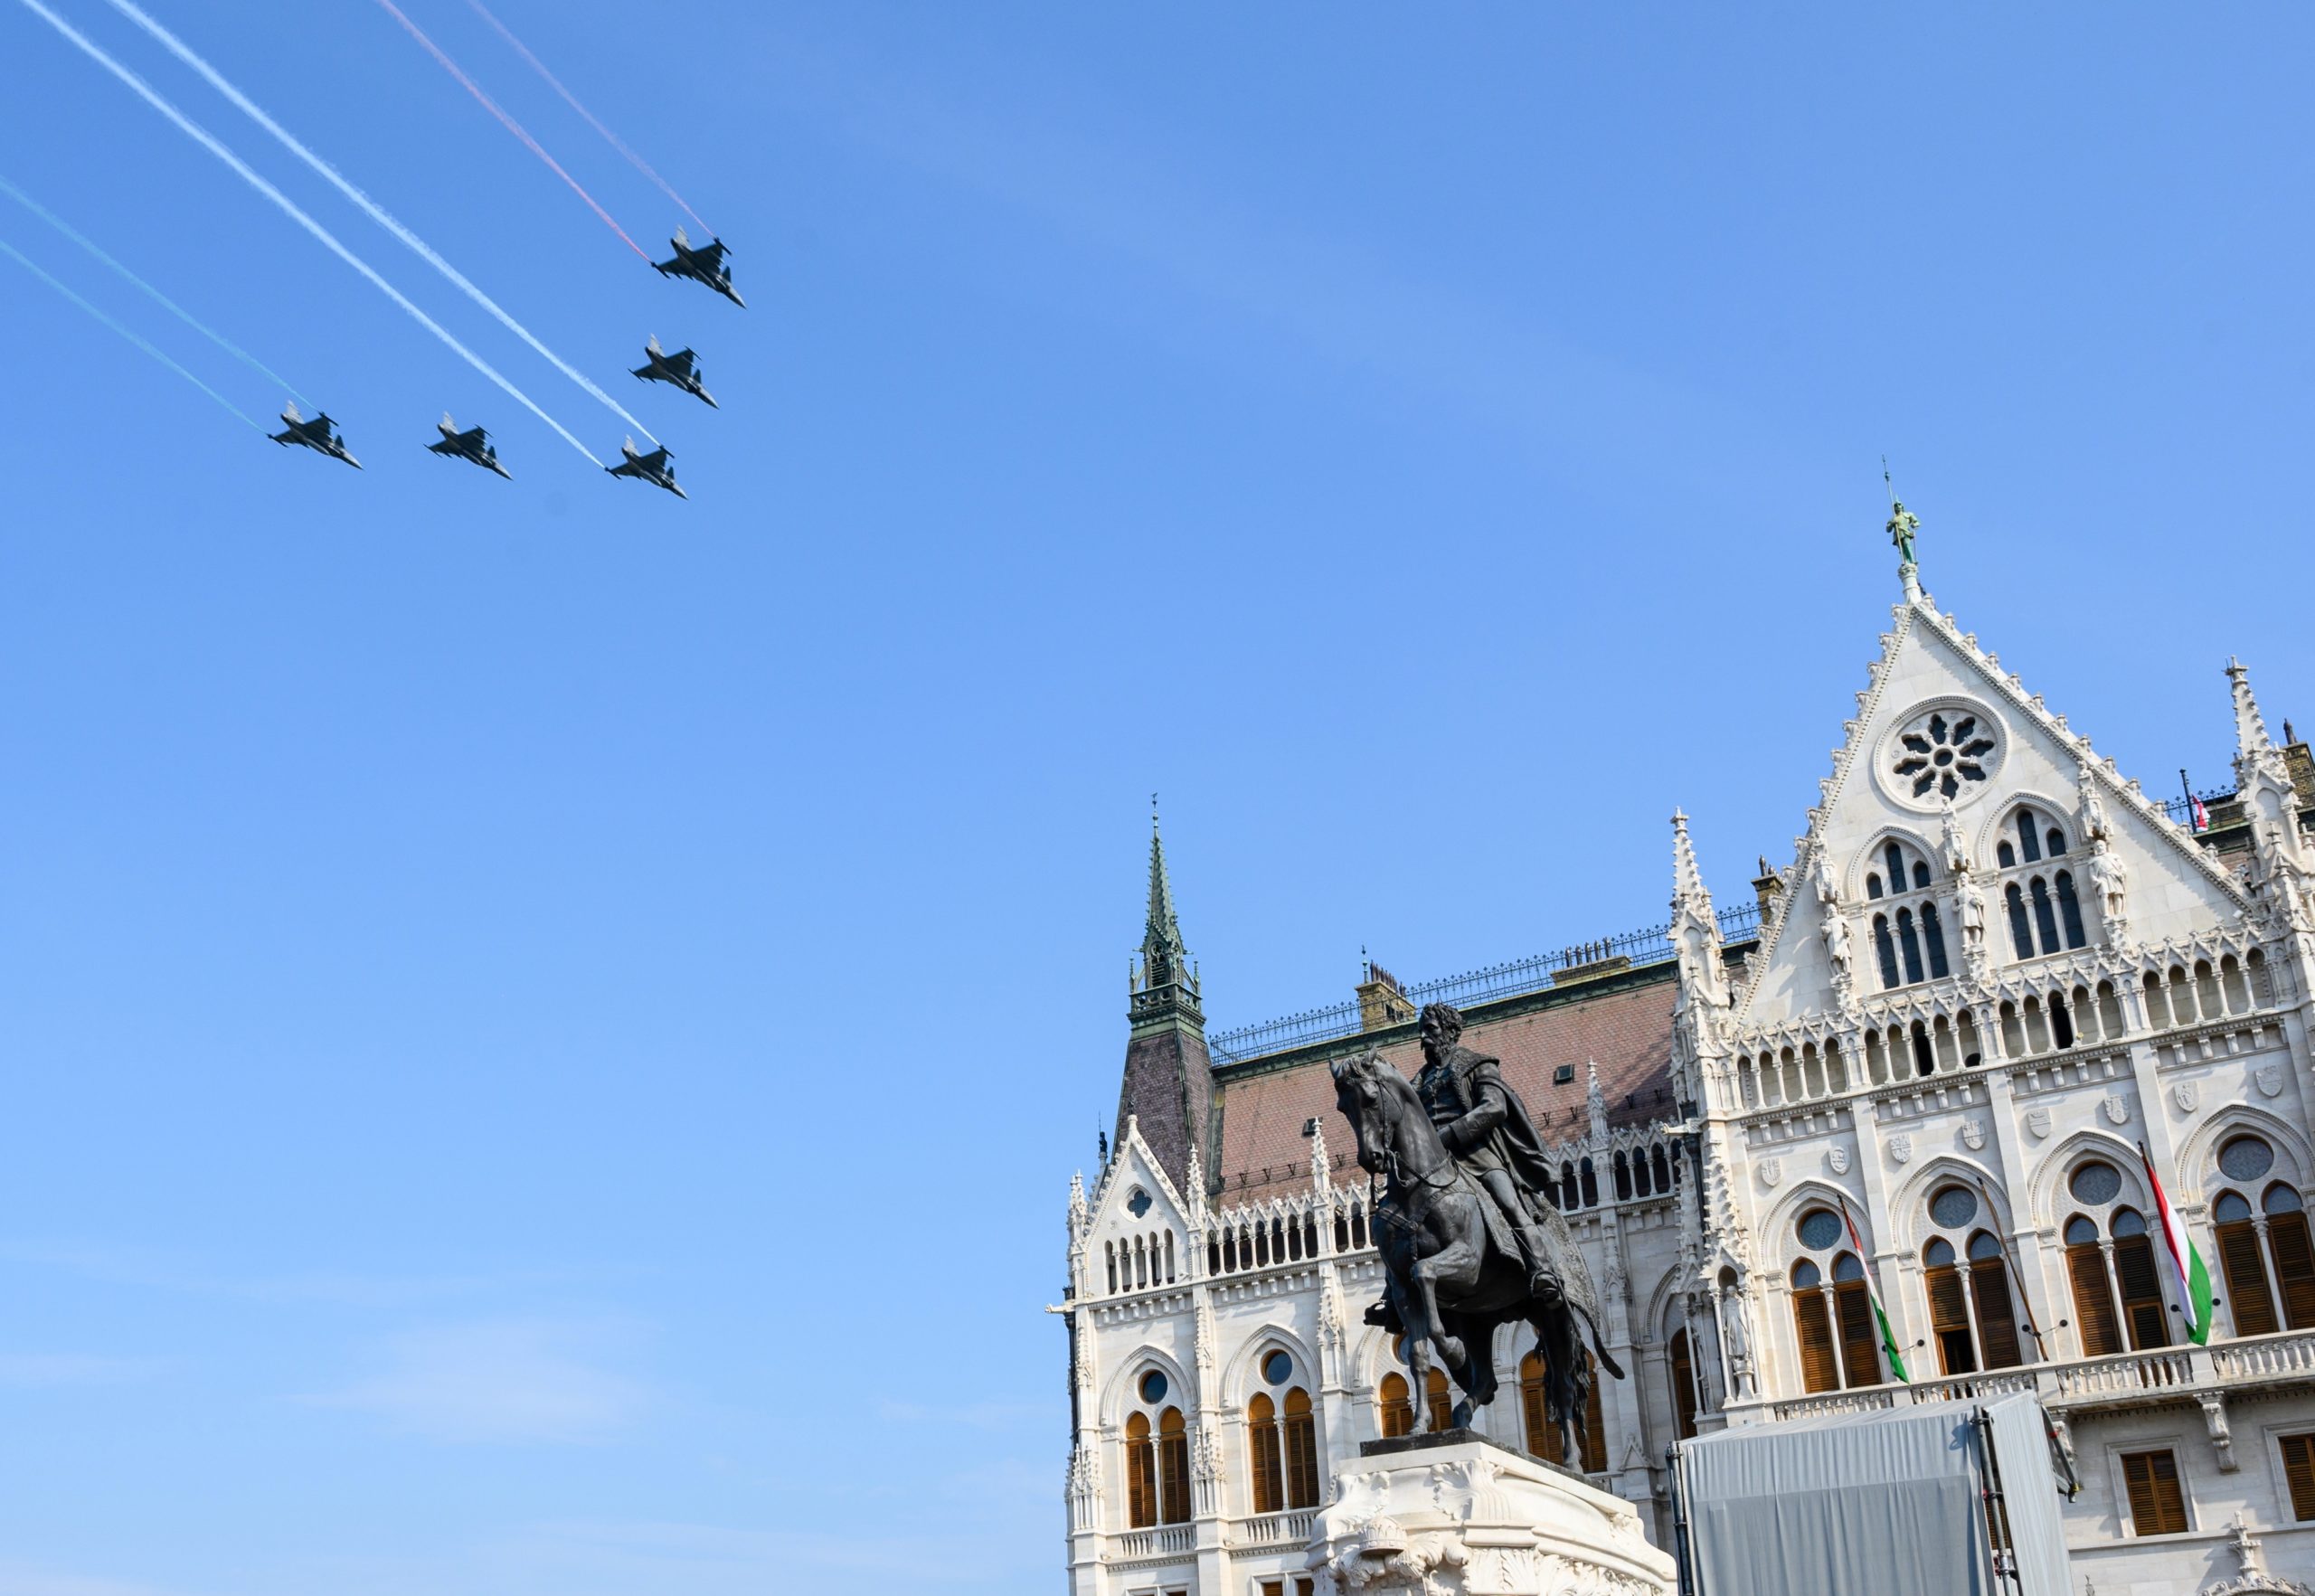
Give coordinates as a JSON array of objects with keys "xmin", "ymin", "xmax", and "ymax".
[{"xmin": 3, "ymin": 4, "xmax": 2312, "ymax": 1591}]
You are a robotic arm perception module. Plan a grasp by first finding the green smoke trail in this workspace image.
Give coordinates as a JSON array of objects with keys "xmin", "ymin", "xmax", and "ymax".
[
  {"xmin": 0, "ymin": 171, "xmax": 307, "ymax": 407},
  {"xmin": 0, "ymin": 233, "xmax": 265, "ymax": 432}
]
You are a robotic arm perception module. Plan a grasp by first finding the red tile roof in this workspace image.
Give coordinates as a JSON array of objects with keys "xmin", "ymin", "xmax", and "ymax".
[{"xmin": 1209, "ymin": 973, "xmax": 1678, "ymax": 1196}]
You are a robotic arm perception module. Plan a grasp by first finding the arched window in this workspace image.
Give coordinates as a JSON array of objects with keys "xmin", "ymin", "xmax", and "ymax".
[
  {"xmin": 1377, "ymin": 1372, "xmax": 1413, "ymax": 1439},
  {"xmin": 1913, "ymin": 859, "xmax": 1932, "ymax": 890},
  {"xmin": 2055, "ymin": 872, "xmax": 2086, "ymax": 949},
  {"xmin": 1560, "ymin": 1162, "xmax": 1578, "ymax": 1211},
  {"xmin": 1125, "ymin": 1412, "xmax": 1158, "ymax": 1527},
  {"xmin": 1969, "ymin": 1232, "xmax": 2023, "ymax": 1369},
  {"xmin": 2047, "ymin": 826, "xmax": 2066, "ymax": 859},
  {"xmin": 1106, "ymin": 1242, "xmax": 1118, "ymax": 1293},
  {"xmin": 1282, "ymin": 1388, "xmax": 1319, "ymax": 1508},
  {"xmin": 1632, "ymin": 1148, "xmax": 1653, "ymax": 1197},
  {"xmin": 2005, "ymin": 883, "xmax": 2032, "ymax": 958},
  {"xmin": 1922, "ymin": 903, "xmax": 1951, "ymax": 978},
  {"xmin": 1923, "ymin": 1238, "xmax": 1977, "ymax": 1375},
  {"xmin": 1246, "ymin": 1393, "xmax": 1282, "ymax": 1513},
  {"xmin": 1911, "ymin": 1022, "xmax": 1934, "ymax": 1077},
  {"xmin": 1791, "ymin": 1257, "xmax": 1840, "ymax": 1393},
  {"xmin": 2016, "ymin": 810, "xmax": 2044, "ymax": 864},
  {"xmin": 1998, "ymin": 838, "xmax": 2017, "ymax": 868},
  {"xmin": 1866, "ymin": 872, "xmax": 1885, "ymax": 900},
  {"xmin": 1830, "ymin": 1252, "xmax": 1883, "ymax": 1388},
  {"xmin": 2110, "ymin": 1208, "xmax": 2169, "ymax": 1350},
  {"xmin": 1653, "ymin": 1146, "xmax": 1673, "ymax": 1192},
  {"xmin": 2215, "ymin": 1190, "xmax": 2278, "ymax": 1337},
  {"xmin": 1897, "ymin": 909, "xmax": 1924, "ymax": 984},
  {"xmin": 2267, "ymin": 1184, "xmax": 2315, "ymax": 1329},
  {"xmin": 1613, "ymin": 1150, "xmax": 1632, "ymax": 1202},
  {"xmin": 1580, "ymin": 1158, "xmax": 1599, "ymax": 1208},
  {"xmin": 2065, "ymin": 1214, "xmax": 2122, "ymax": 1356},
  {"xmin": 1668, "ymin": 1328, "xmax": 1698, "ymax": 1440},
  {"xmin": 1158, "ymin": 1407, "xmax": 1190, "ymax": 1524},
  {"xmin": 1885, "ymin": 842, "xmax": 1906, "ymax": 885},
  {"xmin": 1875, "ymin": 914, "xmax": 1900, "ymax": 988}
]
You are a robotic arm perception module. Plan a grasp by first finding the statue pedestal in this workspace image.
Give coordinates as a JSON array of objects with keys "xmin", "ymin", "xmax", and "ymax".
[{"xmin": 1307, "ymin": 1432, "xmax": 1675, "ymax": 1596}]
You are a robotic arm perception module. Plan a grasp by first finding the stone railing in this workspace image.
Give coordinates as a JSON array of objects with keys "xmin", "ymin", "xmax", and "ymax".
[
  {"xmin": 1748, "ymin": 1329, "xmax": 2315, "ymax": 1424},
  {"xmin": 2209, "ymin": 1327, "xmax": 2315, "ymax": 1383},
  {"xmin": 1232, "ymin": 1510, "xmax": 1316, "ymax": 1548},
  {"xmin": 1110, "ymin": 1525, "xmax": 1195, "ymax": 1562}
]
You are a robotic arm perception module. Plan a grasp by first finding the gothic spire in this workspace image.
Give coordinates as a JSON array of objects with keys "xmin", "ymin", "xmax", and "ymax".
[
  {"xmin": 2231, "ymin": 658, "xmax": 2288, "ymax": 787},
  {"xmin": 1139, "ymin": 803, "xmax": 1192, "ymax": 993},
  {"xmin": 1671, "ymin": 809, "xmax": 1711, "ymax": 911},
  {"xmin": 1116, "ymin": 807, "xmax": 1211, "ymax": 1194}
]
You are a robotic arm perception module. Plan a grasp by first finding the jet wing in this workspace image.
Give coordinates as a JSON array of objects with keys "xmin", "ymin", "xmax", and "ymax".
[
  {"xmin": 455, "ymin": 426, "xmax": 487, "ymax": 447},
  {"xmin": 665, "ymin": 348, "xmax": 697, "ymax": 377},
  {"xmin": 636, "ymin": 446, "xmax": 671, "ymax": 470},
  {"xmin": 692, "ymin": 239, "xmax": 727, "ymax": 267}
]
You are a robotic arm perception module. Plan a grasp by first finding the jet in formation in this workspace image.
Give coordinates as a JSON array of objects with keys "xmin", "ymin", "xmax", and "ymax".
[
  {"xmin": 632, "ymin": 336, "xmax": 716, "ymax": 408},
  {"xmin": 654, "ymin": 229, "xmax": 743, "ymax": 308},
  {"xmin": 426, "ymin": 413, "xmax": 511, "ymax": 478},
  {"xmin": 270, "ymin": 402, "xmax": 360, "ymax": 467},
  {"xmin": 605, "ymin": 437, "xmax": 685, "ymax": 499}
]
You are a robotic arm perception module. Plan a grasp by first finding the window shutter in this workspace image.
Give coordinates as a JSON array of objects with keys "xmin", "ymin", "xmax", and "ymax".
[
  {"xmin": 2271, "ymin": 1213, "xmax": 2315, "ymax": 1330},
  {"xmin": 1926, "ymin": 1264, "xmax": 1977, "ymax": 1375},
  {"xmin": 1519, "ymin": 1355, "xmax": 1563, "ymax": 1464},
  {"xmin": 2281, "ymin": 1433, "xmax": 2315, "ymax": 1522},
  {"xmin": 2067, "ymin": 1243, "xmax": 2122, "ymax": 1356},
  {"xmin": 1970, "ymin": 1259, "xmax": 2024, "ymax": 1370},
  {"xmin": 1283, "ymin": 1391, "xmax": 1319, "ymax": 1509},
  {"xmin": 1792, "ymin": 1290, "xmax": 1840, "ymax": 1393},
  {"xmin": 1378, "ymin": 1374, "xmax": 1413, "ymax": 1440},
  {"xmin": 1127, "ymin": 1419, "xmax": 1157, "ymax": 1528},
  {"xmin": 1158, "ymin": 1413, "xmax": 1191, "ymax": 1525},
  {"xmin": 2121, "ymin": 1450, "xmax": 2187, "ymax": 1535},
  {"xmin": 1581, "ymin": 1355, "xmax": 1608, "ymax": 1473},
  {"xmin": 2217, "ymin": 1220, "xmax": 2279, "ymax": 1336},
  {"xmin": 1834, "ymin": 1281, "xmax": 1883, "ymax": 1388},
  {"xmin": 2114, "ymin": 1236, "xmax": 2170, "ymax": 1349}
]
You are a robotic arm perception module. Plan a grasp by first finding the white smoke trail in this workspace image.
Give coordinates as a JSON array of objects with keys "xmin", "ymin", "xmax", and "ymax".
[
  {"xmin": 100, "ymin": 0, "xmax": 661, "ymax": 446},
  {"xmin": 14, "ymin": 0, "xmax": 602, "ymax": 465},
  {"xmin": 0, "ymin": 232, "xmax": 264, "ymax": 432},
  {"xmin": 0, "ymin": 168, "xmax": 308, "ymax": 407}
]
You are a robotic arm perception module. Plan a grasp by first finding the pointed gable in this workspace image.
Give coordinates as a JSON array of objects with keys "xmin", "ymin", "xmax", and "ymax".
[{"xmin": 1737, "ymin": 589, "xmax": 2248, "ymax": 1029}]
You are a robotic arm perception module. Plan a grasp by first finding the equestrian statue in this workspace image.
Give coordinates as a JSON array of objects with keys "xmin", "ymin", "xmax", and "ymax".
[{"xmin": 1330, "ymin": 1001, "xmax": 1623, "ymax": 1464}]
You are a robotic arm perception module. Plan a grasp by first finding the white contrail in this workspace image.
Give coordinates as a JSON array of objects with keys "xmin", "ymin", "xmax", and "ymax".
[
  {"xmin": 101, "ymin": 0, "xmax": 660, "ymax": 446},
  {"xmin": 14, "ymin": 0, "xmax": 601, "ymax": 465}
]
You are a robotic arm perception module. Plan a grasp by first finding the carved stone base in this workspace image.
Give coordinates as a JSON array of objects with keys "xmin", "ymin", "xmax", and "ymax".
[{"xmin": 1308, "ymin": 1435, "xmax": 1674, "ymax": 1596}]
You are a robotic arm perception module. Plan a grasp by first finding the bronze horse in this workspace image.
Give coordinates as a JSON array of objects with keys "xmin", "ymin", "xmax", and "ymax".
[{"xmin": 1331, "ymin": 1046, "xmax": 1623, "ymax": 1462}]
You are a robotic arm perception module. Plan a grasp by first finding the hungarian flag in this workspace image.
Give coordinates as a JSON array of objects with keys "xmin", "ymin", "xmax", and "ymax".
[
  {"xmin": 2140, "ymin": 1144, "xmax": 2214, "ymax": 1346},
  {"xmin": 1839, "ymin": 1199, "xmax": 1910, "ymax": 1383},
  {"xmin": 2190, "ymin": 796, "xmax": 2211, "ymax": 832}
]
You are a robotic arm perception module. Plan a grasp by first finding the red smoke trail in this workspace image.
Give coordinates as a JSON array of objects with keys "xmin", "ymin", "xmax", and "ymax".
[
  {"xmin": 465, "ymin": 0, "xmax": 710, "ymax": 235},
  {"xmin": 372, "ymin": 0, "xmax": 648, "ymax": 261}
]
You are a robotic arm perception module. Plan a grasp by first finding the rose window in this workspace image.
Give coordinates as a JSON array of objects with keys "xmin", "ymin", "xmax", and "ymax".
[{"xmin": 1892, "ymin": 711, "xmax": 1995, "ymax": 800}]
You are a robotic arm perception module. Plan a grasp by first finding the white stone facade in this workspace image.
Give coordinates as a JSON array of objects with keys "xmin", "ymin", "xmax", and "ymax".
[{"xmin": 1061, "ymin": 568, "xmax": 2315, "ymax": 1596}]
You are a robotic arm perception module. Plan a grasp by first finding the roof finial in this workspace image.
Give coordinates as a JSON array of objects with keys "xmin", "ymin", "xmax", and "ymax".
[{"xmin": 1884, "ymin": 457, "xmax": 1922, "ymax": 600}]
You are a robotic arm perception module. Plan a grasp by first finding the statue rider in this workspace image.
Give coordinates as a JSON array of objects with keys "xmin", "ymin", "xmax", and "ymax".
[{"xmin": 1413, "ymin": 1001, "xmax": 1562, "ymax": 1301}]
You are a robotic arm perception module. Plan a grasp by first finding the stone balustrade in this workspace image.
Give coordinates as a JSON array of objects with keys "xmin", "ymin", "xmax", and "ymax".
[{"xmin": 1744, "ymin": 1328, "xmax": 2315, "ymax": 1424}]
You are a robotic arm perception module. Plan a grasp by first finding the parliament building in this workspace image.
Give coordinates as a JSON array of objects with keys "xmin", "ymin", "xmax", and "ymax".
[{"xmin": 1057, "ymin": 547, "xmax": 2315, "ymax": 1596}]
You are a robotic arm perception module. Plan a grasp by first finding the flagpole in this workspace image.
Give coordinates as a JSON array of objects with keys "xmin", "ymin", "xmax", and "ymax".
[{"xmin": 1973, "ymin": 1175, "xmax": 2054, "ymax": 1361}]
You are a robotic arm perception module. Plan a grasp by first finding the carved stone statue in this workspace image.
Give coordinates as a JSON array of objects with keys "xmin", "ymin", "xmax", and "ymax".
[
  {"xmin": 1717, "ymin": 1285, "xmax": 1756, "ymax": 1401},
  {"xmin": 1820, "ymin": 905, "xmax": 1852, "ymax": 978},
  {"xmin": 2078, "ymin": 767, "xmax": 2112, "ymax": 845},
  {"xmin": 1940, "ymin": 798, "xmax": 1970, "ymax": 876},
  {"xmin": 1333, "ymin": 1005, "xmax": 1623, "ymax": 1459},
  {"xmin": 1953, "ymin": 869, "xmax": 1987, "ymax": 950},
  {"xmin": 2089, "ymin": 837, "xmax": 2130, "ymax": 936}
]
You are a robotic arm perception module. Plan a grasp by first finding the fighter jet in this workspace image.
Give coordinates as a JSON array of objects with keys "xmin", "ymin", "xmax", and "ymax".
[
  {"xmin": 631, "ymin": 336, "xmax": 717, "ymax": 409},
  {"xmin": 426, "ymin": 413, "xmax": 511, "ymax": 479},
  {"xmin": 270, "ymin": 402, "xmax": 360, "ymax": 467},
  {"xmin": 652, "ymin": 229, "xmax": 743, "ymax": 307},
  {"xmin": 604, "ymin": 437, "xmax": 685, "ymax": 499}
]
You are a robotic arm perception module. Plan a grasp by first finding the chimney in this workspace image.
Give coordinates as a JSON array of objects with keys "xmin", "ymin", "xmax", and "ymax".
[{"xmin": 1356, "ymin": 960, "xmax": 1416, "ymax": 1031}]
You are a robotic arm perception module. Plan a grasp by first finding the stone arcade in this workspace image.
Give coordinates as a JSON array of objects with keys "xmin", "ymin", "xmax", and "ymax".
[{"xmin": 1058, "ymin": 539, "xmax": 2315, "ymax": 1596}]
